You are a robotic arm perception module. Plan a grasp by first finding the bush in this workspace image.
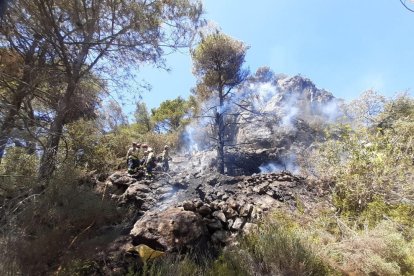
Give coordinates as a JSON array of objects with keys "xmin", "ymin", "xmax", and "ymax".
[
  {"xmin": 0, "ymin": 147, "xmax": 39, "ymax": 198},
  {"xmin": 239, "ymin": 221, "xmax": 332, "ymax": 276},
  {"xmin": 3, "ymin": 163, "xmax": 120, "ymax": 275},
  {"xmin": 325, "ymin": 220, "xmax": 414, "ymax": 275}
]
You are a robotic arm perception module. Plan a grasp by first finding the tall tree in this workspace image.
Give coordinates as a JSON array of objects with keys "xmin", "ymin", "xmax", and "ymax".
[
  {"xmin": 134, "ymin": 101, "xmax": 152, "ymax": 133},
  {"xmin": 151, "ymin": 97, "xmax": 189, "ymax": 132},
  {"xmin": 1, "ymin": 0, "xmax": 203, "ymax": 180},
  {"xmin": 192, "ymin": 32, "xmax": 248, "ymax": 173}
]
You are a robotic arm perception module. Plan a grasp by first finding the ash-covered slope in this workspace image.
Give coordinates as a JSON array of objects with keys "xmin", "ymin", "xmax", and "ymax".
[{"xmin": 92, "ymin": 164, "xmax": 328, "ymax": 274}]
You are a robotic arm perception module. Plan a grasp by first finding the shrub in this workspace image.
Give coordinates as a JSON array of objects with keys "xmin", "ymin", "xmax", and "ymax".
[
  {"xmin": 6, "ymin": 163, "xmax": 120, "ymax": 275},
  {"xmin": 240, "ymin": 221, "xmax": 332, "ymax": 276},
  {"xmin": 0, "ymin": 147, "xmax": 39, "ymax": 198},
  {"xmin": 325, "ymin": 220, "xmax": 414, "ymax": 275}
]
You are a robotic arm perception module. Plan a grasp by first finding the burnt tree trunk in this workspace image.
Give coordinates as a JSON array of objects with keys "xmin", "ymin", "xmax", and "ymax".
[{"xmin": 216, "ymin": 84, "xmax": 225, "ymax": 174}]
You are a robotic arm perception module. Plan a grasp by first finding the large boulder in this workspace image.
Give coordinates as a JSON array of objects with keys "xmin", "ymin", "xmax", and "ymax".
[{"xmin": 130, "ymin": 207, "xmax": 208, "ymax": 252}]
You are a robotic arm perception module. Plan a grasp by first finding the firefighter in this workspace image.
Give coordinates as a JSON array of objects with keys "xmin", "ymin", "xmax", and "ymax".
[
  {"xmin": 141, "ymin": 144, "xmax": 149, "ymax": 166},
  {"xmin": 145, "ymin": 147, "xmax": 156, "ymax": 178},
  {"xmin": 126, "ymin": 142, "xmax": 141, "ymax": 174},
  {"xmin": 161, "ymin": 145, "xmax": 172, "ymax": 172}
]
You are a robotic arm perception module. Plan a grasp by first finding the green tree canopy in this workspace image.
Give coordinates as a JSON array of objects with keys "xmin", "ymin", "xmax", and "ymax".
[
  {"xmin": 134, "ymin": 101, "xmax": 152, "ymax": 134},
  {"xmin": 151, "ymin": 97, "xmax": 190, "ymax": 132}
]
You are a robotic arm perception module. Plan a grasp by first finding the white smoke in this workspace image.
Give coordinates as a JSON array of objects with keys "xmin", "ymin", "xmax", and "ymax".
[
  {"xmin": 259, "ymin": 154, "xmax": 299, "ymax": 174},
  {"xmin": 320, "ymin": 99, "xmax": 344, "ymax": 122}
]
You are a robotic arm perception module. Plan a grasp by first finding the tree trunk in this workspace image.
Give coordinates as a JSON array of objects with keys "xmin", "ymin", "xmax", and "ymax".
[
  {"xmin": 216, "ymin": 85, "xmax": 225, "ymax": 174},
  {"xmin": 38, "ymin": 81, "xmax": 75, "ymax": 181},
  {"xmin": 38, "ymin": 114, "xmax": 65, "ymax": 180},
  {"xmin": 216, "ymin": 111, "xmax": 225, "ymax": 174}
]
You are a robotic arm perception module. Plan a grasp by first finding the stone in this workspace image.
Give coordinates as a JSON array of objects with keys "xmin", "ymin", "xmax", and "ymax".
[
  {"xmin": 239, "ymin": 204, "xmax": 253, "ymax": 217},
  {"xmin": 211, "ymin": 230, "xmax": 229, "ymax": 244},
  {"xmin": 212, "ymin": 211, "xmax": 226, "ymax": 223},
  {"xmin": 193, "ymin": 199, "xmax": 203, "ymax": 208},
  {"xmin": 125, "ymin": 183, "xmax": 150, "ymax": 195},
  {"xmin": 227, "ymin": 198, "xmax": 239, "ymax": 210},
  {"xmin": 251, "ymin": 207, "xmax": 262, "ymax": 220},
  {"xmin": 108, "ymin": 171, "xmax": 124, "ymax": 182},
  {"xmin": 243, "ymin": 223, "xmax": 259, "ymax": 235},
  {"xmin": 182, "ymin": 201, "xmax": 196, "ymax": 211},
  {"xmin": 223, "ymin": 206, "xmax": 238, "ymax": 219},
  {"xmin": 197, "ymin": 205, "xmax": 212, "ymax": 216},
  {"xmin": 206, "ymin": 219, "xmax": 223, "ymax": 231},
  {"xmin": 130, "ymin": 207, "xmax": 208, "ymax": 252},
  {"xmin": 207, "ymin": 175, "xmax": 218, "ymax": 186},
  {"xmin": 216, "ymin": 191, "xmax": 225, "ymax": 199},
  {"xmin": 252, "ymin": 182, "xmax": 269, "ymax": 194},
  {"xmin": 227, "ymin": 219, "xmax": 234, "ymax": 229},
  {"xmin": 113, "ymin": 176, "xmax": 134, "ymax": 187},
  {"xmin": 231, "ymin": 217, "xmax": 246, "ymax": 231}
]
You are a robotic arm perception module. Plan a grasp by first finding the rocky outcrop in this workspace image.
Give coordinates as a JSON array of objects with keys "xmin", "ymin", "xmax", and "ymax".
[
  {"xmin": 234, "ymin": 74, "xmax": 340, "ymax": 163},
  {"xmin": 130, "ymin": 207, "xmax": 208, "ymax": 252},
  {"xmin": 99, "ymin": 169, "xmax": 322, "ymax": 258}
]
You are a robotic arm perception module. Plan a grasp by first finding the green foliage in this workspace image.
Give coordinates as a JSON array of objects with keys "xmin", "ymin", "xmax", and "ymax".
[
  {"xmin": 0, "ymin": 147, "xmax": 39, "ymax": 198},
  {"xmin": 66, "ymin": 119, "xmax": 117, "ymax": 173},
  {"xmin": 8, "ymin": 164, "xmax": 120, "ymax": 275},
  {"xmin": 151, "ymin": 97, "xmax": 190, "ymax": 132},
  {"xmin": 240, "ymin": 221, "xmax": 332, "ymax": 275},
  {"xmin": 307, "ymin": 95, "xmax": 414, "ymax": 219},
  {"xmin": 192, "ymin": 32, "xmax": 248, "ymax": 93},
  {"xmin": 60, "ymin": 259, "xmax": 100, "ymax": 276},
  {"xmin": 139, "ymin": 215, "xmax": 331, "ymax": 276},
  {"xmin": 135, "ymin": 101, "xmax": 153, "ymax": 134},
  {"xmin": 65, "ymin": 118, "xmax": 181, "ymax": 173},
  {"xmin": 295, "ymin": 93, "xmax": 414, "ymax": 274},
  {"xmin": 325, "ymin": 220, "xmax": 414, "ymax": 275},
  {"xmin": 206, "ymin": 251, "xmax": 249, "ymax": 276}
]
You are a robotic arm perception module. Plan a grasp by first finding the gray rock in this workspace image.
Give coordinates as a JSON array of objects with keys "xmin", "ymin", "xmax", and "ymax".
[
  {"xmin": 231, "ymin": 217, "xmax": 246, "ymax": 231},
  {"xmin": 252, "ymin": 182, "xmax": 269, "ymax": 194},
  {"xmin": 223, "ymin": 206, "xmax": 238, "ymax": 219},
  {"xmin": 211, "ymin": 230, "xmax": 229, "ymax": 243},
  {"xmin": 197, "ymin": 205, "xmax": 212, "ymax": 216},
  {"xmin": 206, "ymin": 219, "xmax": 223, "ymax": 231},
  {"xmin": 212, "ymin": 210, "xmax": 226, "ymax": 223},
  {"xmin": 227, "ymin": 219, "xmax": 234, "ymax": 229},
  {"xmin": 130, "ymin": 207, "xmax": 208, "ymax": 252},
  {"xmin": 227, "ymin": 198, "xmax": 239, "ymax": 210},
  {"xmin": 113, "ymin": 176, "xmax": 134, "ymax": 187},
  {"xmin": 239, "ymin": 204, "xmax": 253, "ymax": 217},
  {"xmin": 108, "ymin": 171, "xmax": 124, "ymax": 182},
  {"xmin": 193, "ymin": 199, "xmax": 203, "ymax": 208},
  {"xmin": 125, "ymin": 183, "xmax": 150, "ymax": 195},
  {"xmin": 183, "ymin": 201, "xmax": 196, "ymax": 211}
]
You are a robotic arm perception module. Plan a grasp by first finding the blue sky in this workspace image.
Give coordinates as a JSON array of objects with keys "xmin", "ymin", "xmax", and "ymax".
[{"xmin": 129, "ymin": 0, "xmax": 414, "ymax": 114}]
